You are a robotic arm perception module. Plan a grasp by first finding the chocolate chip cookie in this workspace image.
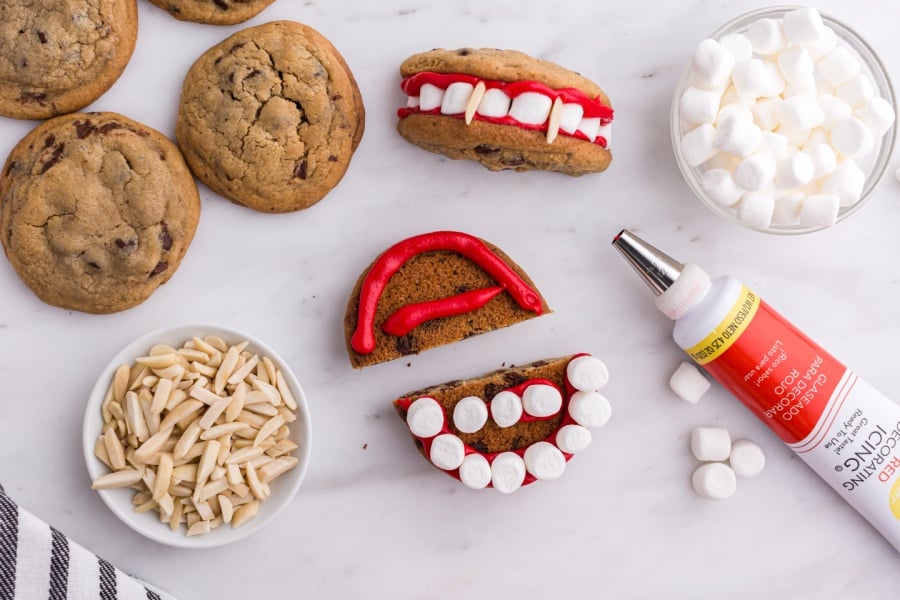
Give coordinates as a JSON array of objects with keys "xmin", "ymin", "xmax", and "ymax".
[
  {"xmin": 0, "ymin": 112, "xmax": 201, "ymax": 314},
  {"xmin": 0, "ymin": 0, "xmax": 138, "ymax": 120},
  {"xmin": 146, "ymin": 0, "xmax": 276, "ymax": 25},
  {"xmin": 176, "ymin": 20, "xmax": 365, "ymax": 213}
]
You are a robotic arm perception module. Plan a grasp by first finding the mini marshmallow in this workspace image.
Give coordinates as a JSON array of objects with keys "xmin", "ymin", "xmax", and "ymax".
[
  {"xmin": 558, "ymin": 103, "xmax": 584, "ymax": 134},
  {"xmin": 799, "ymin": 194, "xmax": 840, "ymax": 227},
  {"xmin": 555, "ymin": 425, "xmax": 592, "ymax": 454},
  {"xmin": 490, "ymin": 452, "xmax": 526, "ymax": 494},
  {"xmin": 777, "ymin": 45, "xmax": 814, "ymax": 84},
  {"xmin": 763, "ymin": 62, "xmax": 785, "ymax": 98},
  {"xmin": 720, "ymin": 33, "xmax": 752, "ymax": 61},
  {"xmin": 680, "ymin": 87, "xmax": 721, "ymax": 125},
  {"xmin": 803, "ymin": 128, "xmax": 830, "ymax": 147},
  {"xmin": 732, "ymin": 59, "xmax": 772, "ymax": 99},
  {"xmin": 716, "ymin": 103, "xmax": 753, "ymax": 126},
  {"xmin": 746, "ymin": 18, "xmax": 786, "ymax": 55},
  {"xmin": 772, "ymin": 192, "xmax": 804, "ymax": 226},
  {"xmin": 597, "ymin": 123, "xmax": 612, "ymax": 147},
  {"xmin": 804, "ymin": 143, "xmax": 837, "ymax": 179},
  {"xmin": 690, "ymin": 426, "xmax": 732, "ymax": 462},
  {"xmin": 692, "ymin": 38, "xmax": 736, "ymax": 89},
  {"xmin": 858, "ymin": 97, "xmax": 896, "ymax": 137},
  {"xmin": 522, "ymin": 384, "xmax": 563, "ymax": 418},
  {"xmin": 429, "ymin": 434, "xmax": 465, "ymax": 470},
  {"xmin": 782, "ymin": 78, "xmax": 818, "ymax": 99},
  {"xmin": 837, "ymin": 74, "xmax": 875, "ymax": 109},
  {"xmin": 756, "ymin": 131, "xmax": 788, "ymax": 156},
  {"xmin": 568, "ymin": 391, "xmax": 612, "ymax": 429},
  {"xmin": 682, "ymin": 125, "xmax": 719, "ymax": 167},
  {"xmin": 406, "ymin": 96, "xmax": 420, "ymax": 108},
  {"xmin": 806, "ymin": 25, "xmax": 837, "ymax": 61},
  {"xmin": 775, "ymin": 152, "xmax": 814, "ymax": 189},
  {"xmin": 668, "ymin": 362, "xmax": 710, "ymax": 404},
  {"xmin": 737, "ymin": 192, "xmax": 775, "ymax": 229},
  {"xmin": 777, "ymin": 126, "xmax": 812, "ymax": 147},
  {"xmin": 818, "ymin": 94, "xmax": 853, "ymax": 130},
  {"xmin": 714, "ymin": 114, "xmax": 761, "ymax": 158},
  {"xmin": 734, "ymin": 154, "xmax": 776, "ymax": 191},
  {"xmin": 830, "ymin": 117, "xmax": 874, "ymax": 157},
  {"xmin": 406, "ymin": 397, "xmax": 444, "ymax": 438},
  {"xmin": 566, "ymin": 355, "xmax": 610, "ymax": 393},
  {"xmin": 729, "ymin": 439, "xmax": 766, "ymax": 478},
  {"xmin": 821, "ymin": 160, "xmax": 865, "ymax": 207},
  {"xmin": 490, "ymin": 391, "xmax": 523, "ymax": 428},
  {"xmin": 818, "ymin": 46, "xmax": 861, "ymax": 87},
  {"xmin": 452, "ymin": 396, "xmax": 488, "ymax": 434},
  {"xmin": 477, "ymin": 88, "xmax": 511, "ymax": 118},
  {"xmin": 701, "ymin": 168, "xmax": 744, "ymax": 208},
  {"xmin": 752, "ymin": 98, "xmax": 781, "ymax": 131},
  {"xmin": 692, "ymin": 462, "xmax": 738, "ymax": 500},
  {"xmin": 459, "ymin": 454, "xmax": 492, "ymax": 490},
  {"xmin": 782, "ymin": 7, "xmax": 826, "ymax": 44},
  {"xmin": 440, "ymin": 82, "xmax": 474, "ymax": 115},
  {"xmin": 704, "ymin": 152, "xmax": 740, "ymax": 171},
  {"xmin": 509, "ymin": 92, "xmax": 552, "ymax": 125},
  {"xmin": 524, "ymin": 442, "xmax": 567, "ymax": 481},
  {"xmin": 578, "ymin": 117, "xmax": 601, "ymax": 142},
  {"xmin": 419, "ymin": 83, "xmax": 444, "ymax": 111},
  {"xmin": 776, "ymin": 96, "xmax": 825, "ymax": 130}
]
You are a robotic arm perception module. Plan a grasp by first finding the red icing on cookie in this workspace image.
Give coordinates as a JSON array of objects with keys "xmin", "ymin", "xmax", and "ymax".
[
  {"xmin": 350, "ymin": 231, "xmax": 544, "ymax": 355},
  {"xmin": 381, "ymin": 286, "xmax": 504, "ymax": 337}
]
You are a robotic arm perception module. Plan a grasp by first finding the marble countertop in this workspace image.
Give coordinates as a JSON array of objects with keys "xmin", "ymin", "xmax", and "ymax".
[{"xmin": 2, "ymin": 0, "xmax": 899, "ymax": 597}]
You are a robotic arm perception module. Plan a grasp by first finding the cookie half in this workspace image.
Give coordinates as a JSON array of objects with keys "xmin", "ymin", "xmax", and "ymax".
[
  {"xmin": 345, "ymin": 231, "xmax": 550, "ymax": 368},
  {"xmin": 176, "ymin": 20, "xmax": 365, "ymax": 213},
  {"xmin": 394, "ymin": 354, "xmax": 612, "ymax": 493},
  {"xmin": 147, "ymin": 0, "xmax": 276, "ymax": 25},
  {"xmin": 397, "ymin": 48, "xmax": 613, "ymax": 176},
  {"xmin": 0, "ymin": 0, "xmax": 138, "ymax": 120},
  {"xmin": 0, "ymin": 112, "xmax": 201, "ymax": 314}
]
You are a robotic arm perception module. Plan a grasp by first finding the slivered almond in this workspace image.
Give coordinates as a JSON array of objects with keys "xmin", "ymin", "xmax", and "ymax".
[
  {"xmin": 150, "ymin": 344, "xmax": 177, "ymax": 356},
  {"xmin": 198, "ymin": 395, "xmax": 231, "ymax": 430},
  {"xmin": 134, "ymin": 428, "xmax": 175, "ymax": 463},
  {"xmin": 236, "ymin": 411, "xmax": 267, "ymax": 429},
  {"xmin": 164, "ymin": 388, "xmax": 188, "ymax": 412},
  {"xmin": 265, "ymin": 440, "xmax": 298, "ymax": 458},
  {"xmin": 275, "ymin": 371, "xmax": 298, "ymax": 411},
  {"xmin": 151, "ymin": 378, "xmax": 173, "ymax": 415},
  {"xmin": 177, "ymin": 348, "xmax": 208, "ymax": 363},
  {"xmin": 186, "ymin": 521, "xmax": 210, "ymax": 537},
  {"xmin": 129, "ymin": 366, "xmax": 149, "ymax": 391},
  {"xmin": 198, "ymin": 478, "xmax": 228, "ymax": 502},
  {"xmin": 216, "ymin": 435, "xmax": 232, "ymax": 466},
  {"xmin": 546, "ymin": 96, "xmax": 564, "ymax": 143},
  {"xmin": 125, "ymin": 391, "xmax": 149, "ymax": 443},
  {"xmin": 245, "ymin": 463, "xmax": 266, "ymax": 500},
  {"xmin": 132, "ymin": 491, "xmax": 152, "ymax": 506},
  {"xmin": 229, "ymin": 482, "xmax": 251, "ymax": 499},
  {"xmin": 205, "ymin": 335, "xmax": 228, "ymax": 353},
  {"xmin": 231, "ymin": 501, "xmax": 259, "ymax": 528},
  {"xmin": 108, "ymin": 401, "xmax": 125, "ymax": 423},
  {"xmin": 225, "ymin": 446, "xmax": 265, "ymax": 465},
  {"xmin": 195, "ymin": 439, "xmax": 221, "ymax": 491},
  {"xmin": 153, "ymin": 453, "xmax": 173, "ymax": 502},
  {"xmin": 158, "ymin": 399, "xmax": 203, "ymax": 431},
  {"xmin": 227, "ymin": 355, "xmax": 259, "ymax": 385},
  {"xmin": 261, "ymin": 357, "xmax": 277, "ymax": 387},
  {"xmin": 101, "ymin": 387, "xmax": 114, "ymax": 424},
  {"xmin": 200, "ymin": 422, "xmax": 251, "ymax": 440},
  {"xmin": 254, "ymin": 416, "xmax": 285, "ymax": 448},
  {"xmin": 142, "ymin": 375, "xmax": 160, "ymax": 388},
  {"xmin": 226, "ymin": 464, "xmax": 243, "ymax": 485},
  {"xmin": 225, "ymin": 382, "xmax": 247, "ymax": 422},
  {"xmin": 158, "ymin": 493, "xmax": 174, "ymax": 518},
  {"xmin": 113, "ymin": 364, "xmax": 131, "ymax": 403},
  {"xmin": 190, "ymin": 362, "xmax": 217, "ymax": 378},
  {"xmin": 153, "ymin": 363, "xmax": 185, "ymax": 381},
  {"xmin": 251, "ymin": 380, "xmax": 281, "ymax": 405},
  {"xmin": 92, "ymin": 469, "xmax": 143, "ymax": 489},
  {"xmin": 243, "ymin": 390, "xmax": 271, "ymax": 406},
  {"xmin": 172, "ymin": 464, "xmax": 198, "ymax": 482},
  {"xmin": 215, "ymin": 346, "xmax": 239, "ymax": 395},
  {"xmin": 219, "ymin": 495, "xmax": 234, "ymax": 524},
  {"xmin": 169, "ymin": 501, "xmax": 184, "ymax": 532},
  {"xmin": 94, "ymin": 437, "xmax": 113, "ymax": 469},
  {"xmin": 249, "ymin": 456, "xmax": 274, "ymax": 470},
  {"xmin": 210, "ymin": 465, "xmax": 227, "ymax": 482},
  {"xmin": 169, "ymin": 485, "xmax": 193, "ymax": 498},
  {"xmin": 191, "ymin": 337, "xmax": 218, "ymax": 356},
  {"xmin": 173, "ymin": 421, "xmax": 202, "ymax": 460},
  {"xmin": 135, "ymin": 354, "xmax": 178, "ymax": 369},
  {"xmin": 244, "ymin": 402, "xmax": 278, "ymax": 417},
  {"xmin": 194, "ymin": 500, "xmax": 215, "ymax": 521},
  {"xmin": 276, "ymin": 406, "xmax": 297, "ymax": 423},
  {"xmin": 465, "ymin": 81, "xmax": 486, "ymax": 125},
  {"xmin": 104, "ymin": 428, "xmax": 126, "ymax": 470},
  {"xmin": 260, "ymin": 457, "xmax": 299, "ymax": 484}
]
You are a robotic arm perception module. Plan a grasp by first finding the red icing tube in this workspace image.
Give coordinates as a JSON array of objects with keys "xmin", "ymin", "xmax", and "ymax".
[
  {"xmin": 381, "ymin": 286, "xmax": 504, "ymax": 337},
  {"xmin": 350, "ymin": 231, "xmax": 544, "ymax": 355}
]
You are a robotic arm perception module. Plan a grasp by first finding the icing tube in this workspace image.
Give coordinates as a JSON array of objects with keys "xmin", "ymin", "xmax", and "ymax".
[{"xmin": 613, "ymin": 229, "xmax": 900, "ymax": 551}]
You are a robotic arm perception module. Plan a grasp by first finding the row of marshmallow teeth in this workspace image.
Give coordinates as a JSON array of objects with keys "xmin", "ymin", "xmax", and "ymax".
[{"xmin": 407, "ymin": 81, "xmax": 612, "ymax": 145}]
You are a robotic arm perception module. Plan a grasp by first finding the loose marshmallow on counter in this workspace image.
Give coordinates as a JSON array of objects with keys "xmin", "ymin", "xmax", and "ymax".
[
  {"xmin": 692, "ymin": 462, "xmax": 738, "ymax": 500},
  {"xmin": 821, "ymin": 160, "xmax": 865, "ymax": 206},
  {"xmin": 837, "ymin": 74, "xmax": 875, "ymax": 108},
  {"xmin": 682, "ymin": 124, "xmax": 719, "ymax": 167},
  {"xmin": 429, "ymin": 434, "xmax": 466, "ymax": 470},
  {"xmin": 477, "ymin": 88, "xmax": 511, "ymax": 118},
  {"xmin": 692, "ymin": 39, "xmax": 735, "ymax": 89},
  {"xmin": 799, "ymin": 194, "xmax": 840, "ymax": 228},
  {"xmin": 729, "ymin": 439, "xmax": 766, "ymax": 478},
  {"xmin": 419, "ymin": 84, "xmax": 444, "ymax": 112},
  {"xmin": 737, "ymin": 192, "xmax": 775, "ymax": 229},
  {"xmin": 406, "ymin": 397, "xmax": 444, "ymax": 438},
  {"xmin": 509, "ymin": 92, "xmax": 552, "ymax": 125},
  {"xmin": 490, "ymin": 452, "xmax": 526, "ymax": 494},
  {"xmin": 715, "ymin": 114, "xmax": 761, "ymax": 157},
  {"xmin": 777, "ymin": 46, "xmax": 814, "ymax": 84},
  {"xmin": 681, "ymin": 87, "xmax": 721, "ymax": 124},
  {"xmin": 720, "ymin": 33, "xmax": 752, "ymax": 61},
  {"xmin": 804, "ymin": 143, "xmax": 837, "ymax": 179},
  {"xmin": 690, "ymin": 426, "xmax": 732, "ymax": 462},
  {"xmin": 782, "ymin": 7, "xmax": 826, "ymax": 44},
  {"xmin": 858, "ymin": 97, "xmax": 896, "ymax": 137},
  {"xmin": 669, "ymin": 362, "xmax": 711, "ymax": 404},
  {"xmin": 746, "ymin": 18, "xmax": 786, "ymax": 55},
  {"xmin": 775, "ymin": 152, "xmax": 814, "ymax": 189},
  {"xmin": 818, "ymin": 46, "xmax": 861, "ymax": 87},
  {"xmin": 490, "ymin": 390, "xmax": 523, "ymax": 428},
  {"xmin": 566, "ymin": 355, "xmax": 609, "ymax": 393},
  {"xmin": 556, "ymin": 425, "xmax": 592, "ymax": 454},
  {"xmin": 772, "ymin": 191, "xmax": 804, "ymax": 225},
  {"xmin": 735, "ymin": 154, "xmax": 776, "ymax": 190},
  {"xmin": 452, "ymin": 396, "xmax": 488, "ymax": 434},
  {"xmin": 831, "ymin": 117, "xmax": 874, "ymax": 157},
  {"xmin": 776, "ymin": 96, "xmax": 824, "ymax": 130},
  {"xmin": 523, "ymin": 442, "xmax": 567, "ymax": 481},
  {"xmin": 701, "ymin": 169, "xmax": 744, "ymax": 208},
  {"xmin": 440, "ymin": 82, "xmax": 474, "ymax": 115},
  {"xmin": 568, "ymin": 391, "xmax": 612, "ymax": 429},
  {"xmin": 459, "ymin": 454, "xmax": 492, "ymax": 490},
  {"xmin": 522, "ymin": 384, "xmax": 562, "ymax": 418}
]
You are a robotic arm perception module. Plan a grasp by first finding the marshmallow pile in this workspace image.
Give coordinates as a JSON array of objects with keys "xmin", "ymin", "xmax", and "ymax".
[
  {"xmin": 690, "ymin": 427, "xmax": 766, "ymax": 500},
  {"xmin": 678, "ymin": 7, "xmax": 895, "ymax": 230}
]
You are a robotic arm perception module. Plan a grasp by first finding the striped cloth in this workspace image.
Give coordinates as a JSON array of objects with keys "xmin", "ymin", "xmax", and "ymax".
[{"xmin": 0, "ymin": 486, "xmax": 176, "ymax": 600}]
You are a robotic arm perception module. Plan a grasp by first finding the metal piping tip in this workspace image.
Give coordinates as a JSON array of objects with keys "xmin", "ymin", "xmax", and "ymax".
[{"xmin": 611, "ymin": 230, "xmax": 684, "ymax": 296}]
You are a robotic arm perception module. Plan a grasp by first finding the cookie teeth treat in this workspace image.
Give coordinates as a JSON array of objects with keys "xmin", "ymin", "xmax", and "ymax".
[
  {"xmin": 397, "ymin": 48, "xmax": 613, "ymax": 176},
  {"xmin": 393, "ymin": 354, "xmax": 612, "ymax": 493},
  {"xmin": 0, "ymin": 112, "xmax": 200, "ymax": 314},
  {"xmin": 0, "ymin": 0, "xmax": 138, "ymax": 120},
  {"xmin": 147, "ymin": 0, "xmax": 276, "ymax": 25},
  {"xmin": 176, "ymin": 20, "xmax": 365, "ymax": 213},
  {"xmin": 344, "ymin": 231, "xmax": 550, "ymax": 368}
]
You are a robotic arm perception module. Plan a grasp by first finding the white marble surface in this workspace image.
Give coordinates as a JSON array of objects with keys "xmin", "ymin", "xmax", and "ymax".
[{"xmin": 2, "ymin": 0, "xmax": 900, "ymax": 597}]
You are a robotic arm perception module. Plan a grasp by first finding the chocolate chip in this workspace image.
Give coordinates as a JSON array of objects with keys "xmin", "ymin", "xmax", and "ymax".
[
  {"xmin": 470, "ymin": 441, "xmax": 489, "ymax": 453},
  {"xmin": 396, "ymin": 335, "xmax": 417, "ymax": 356},
  {"xmin": 20, "ymin": 58, "xmax": 27, "ymax": 68},
  {"xmin": 159, "ymin": 225, "xmax": 173, "ymax": 251},
  {"xmin": 149, "ymin": 262, "xmax": 168, "ymax": 277},
  {"xmin": 503, "ymin": 372, "xmax": 527, "ymax": 387},
  {"xmin": 331, "ymin": 94, "xmax": 343, "ymax": 101},
  {"xmin": 294, "ymin": 159, "xmax": 308, "ymax": 180},
  {"xmin": 39, "ymin": 143, "xmax": 64, "ymax": 174},
  {"xmin": 88, "ymin": 262, "xmax": 100, "ymax": 270},
  {"xmin": 455, "ymin": 285, "xmax": 470, "ymax": 294},
  {"xmin": 213, "ymin": 0, "xmax": 228, "ymax": 9},
  {"xmin": 247, "ymin": 69, "xmax": 262, "ymax": 78},
  {"xmin": 484, "ymin": 383, "xmax": 504, "ymax": 400},
  {"xmin": 474, "ymin": 144, "xmax": 500, "ymax": 155},
  {"xmin": 228, "ymin": 71, "xmax": 235, "ymax": 84},
  {"xmin": 43, "ymin": 134, "xmax": 55, "ymax": 149},
  {"xmin": 5, "ymin": 161, "xmax": 16, "ymax": 177},
  {"xmin": 511, "ymin": 436, "xmax": 526, "ymax": 450},
  {"xmin": 37, "ymin": 31, "xmax": 47, "ymax": 44},
  {"xmin": 19, "ymin": 92, "xmax": 47, "ymax": 105},
  {"xmin": 328, "ymin": 155, "xmax": 338, "ymax": 162},
  {"xmin": 114, "ymin": 238, "xmax": 136, "ymax": 250},
  {"xmin": 458, "ymin": 49, "xmax": 471, "ymax": 56},
  {"xmin": 74, "ymin": 120, "xmax": 95, "ymax": 138},
  {"xmin": 502, "ymin": 155, "xmax": 527, "ymax": 167},
  {"xmin": 98, "ymin": 122, "xmax": 123, "ymax": 135}
]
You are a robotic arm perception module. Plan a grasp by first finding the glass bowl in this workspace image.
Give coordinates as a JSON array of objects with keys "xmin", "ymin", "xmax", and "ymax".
[{"xmin": 671, "ymin": 6, "xmax": 896, "ymax": 234}]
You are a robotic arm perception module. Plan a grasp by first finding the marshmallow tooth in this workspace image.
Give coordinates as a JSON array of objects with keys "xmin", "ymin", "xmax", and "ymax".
[
  {"xmin": 821, "ymin": 159, "xmax": 865, "ymax": 207},
  {"xmin": 406, "ymin": 397, "xmax": 444, "ymax": 438},
  {"xmin": 559, "ymin": 103, "xmax": 584, "ymax": 134},
  {"xmin": 578, "ymin": 117, "xmax": 601, "ymax": 142},
  {"xmin": 491, "ymin": 452, "xmax": 526, "ymax": 494},
  {"xmin": 419, "ymin": 83, "xmax": 445, "ymax": 111},
  {"xmin": 734, "ymin": 154, "xmax": 776, "ymax": 191},
  {"xmin": 719, "ymin": 33, "xmax": 752, "ymax": 61},
  {"xmin": 477, "ymin": 88, "xmax": 512, "ymax": 118},
  {"xmin": 440, "ymin": 82, "xmax": 474, "ymax": 115},
  {"xmin": 858, "ymin": 97, "xmax": 896, "ymax": 137},
  {"xmin": 567, "ymin": 391, "xmax": 612, "ymax": 429},
  {"xmin": 777, "ymin": 46, "xmax": 814, "ymax": 84},
  {"xmin": 459, "ymin": 454, "xmax": 492, "ymax": 490},
  {"xmin": 715, "ymin": 114, "xmax": 762, "ymax": 158},
  {"xmin": 429, "ymin": 434, "xmax": 465, "ymax": 470},
  {"xmin": 729, "ymin": 439, "xmax": 766, "ymax": 478},
  {"xmin": 555, "ymin": 425, "xmax": 592, "ymax": 454},
  {"xmin": 772, "ymin": 192, "xmax": 804, "ymax": 226},
  {"xmin": 453, "ymin": 396, "xmax": 488, "ymax": 434},
  {"xmin": 490, "ymin": 390, "xmax": 523, "ymax": 428},
  {"xmin": 566, "ymin": 355, "xmax": 610, "ymax": 392},
  {"xmin": 775, "ymin": 152, "xmax": 814, "ymax": 189},
  {"xmin": 509, "ymin": 92, "xmax": 552, "ymax": 125},
  {"xmin": 524, "ymin": 442, "xmax": 567, "ymax": 481},
  {"xmin": 522, "ymin": 384, "xmax": 563, "ymax": 418}
]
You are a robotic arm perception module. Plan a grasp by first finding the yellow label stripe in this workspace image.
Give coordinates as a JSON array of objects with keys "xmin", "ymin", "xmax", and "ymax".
[{"xmin": 686, "ymin": 286, "xmax": 760, "ymax": 365}]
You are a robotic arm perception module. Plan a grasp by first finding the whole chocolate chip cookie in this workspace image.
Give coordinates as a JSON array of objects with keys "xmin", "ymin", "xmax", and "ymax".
[
  {"xmin": 0, "ymin": 0, "xmax": 138, "ymax": 120},
  {"xmin": 176, "ymin": 20, "xmax": 365, "ymax": 213},
  {"xmin": 0, "ymin": 112, "xmax": 201, "ymax": 314},
  {"xmin": 146, "ymin": 0, "xmax": 276, "ymax": 25}
]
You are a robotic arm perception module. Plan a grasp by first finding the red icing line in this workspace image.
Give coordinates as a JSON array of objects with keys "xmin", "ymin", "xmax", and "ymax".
[
  {"xmin": 350, "ymin": 231, "xmax": 544, "ymax": 355},
  {"xmin": 381, "ymin": 286, "xmax": 504, "ymax": 337}
]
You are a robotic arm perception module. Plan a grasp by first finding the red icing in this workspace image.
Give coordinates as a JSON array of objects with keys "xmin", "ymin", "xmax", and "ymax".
[
  {"xmin": 381, "ymin": 286, "xmax": 503, "ymax": 337},
  {"xmin": 394, "ymin": 354, "xmax": 591, "ymax": 489},
  {"xmin": 350, "ymin": 231, "xmax": 544, "ymax": 355}
]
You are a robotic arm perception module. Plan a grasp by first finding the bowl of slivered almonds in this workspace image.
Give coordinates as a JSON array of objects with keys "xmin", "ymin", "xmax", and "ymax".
[{"xmin": 83, "ymin": 323, "xmax": 312, "ymax": 548}]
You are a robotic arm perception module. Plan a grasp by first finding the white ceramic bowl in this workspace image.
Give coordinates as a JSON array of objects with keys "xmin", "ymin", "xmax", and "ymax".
[
  {"xmin": 82, "ymin": 323, "xmax": 312, "ymax": 549},
  {"xmin": 671, "ymin": 6, "xmax": 896, "ymax": 234}
]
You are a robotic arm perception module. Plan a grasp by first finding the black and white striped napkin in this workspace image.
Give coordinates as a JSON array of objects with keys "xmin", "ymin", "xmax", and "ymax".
[{"xmin": 0, "ymin": 486, "xmax": 176, "ymax": 600}]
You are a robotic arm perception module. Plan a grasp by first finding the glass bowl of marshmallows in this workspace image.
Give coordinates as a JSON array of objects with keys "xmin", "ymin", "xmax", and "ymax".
[{"xmin": 672, "ymin": 6, "xmax": 896, "ymax": 234}]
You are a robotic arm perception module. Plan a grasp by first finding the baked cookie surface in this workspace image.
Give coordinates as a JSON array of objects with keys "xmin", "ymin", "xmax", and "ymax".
[
  {"xmin": 397, "ymin": 48, "xmax": 613, "ymax": 176},
  {"xmin": 0, "ymin": 112, "xmax": 200, "ymax": 314},
  {"xmin": 0, "ymin": 0, "xmax": 138, "ymax": 120},
  {"xmin": 146, "ymin": 0, "xmax": 276, "ymax": 25},
  {"xmin": 176, "ymin": 20, "xmax": 365, "ymax": 213}
]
